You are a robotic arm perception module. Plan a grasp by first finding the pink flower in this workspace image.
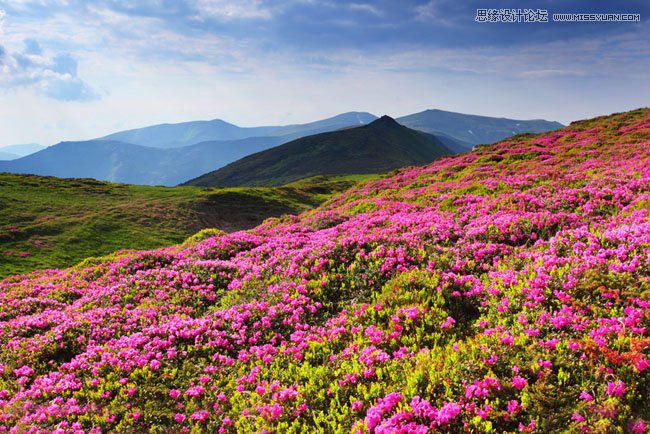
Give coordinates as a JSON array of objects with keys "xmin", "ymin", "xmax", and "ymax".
[
  {"xmin": 191, "ymin": 410, "xmax": 209, "ymax": 422},
  {"xmin": 185, "ymin": 385, "xmax": 205, "ymax": 397},
  {"xmin": 571, "ymin": 413, "xmax": 584, "ymax": 422},
  {"xmin": 436, "ymin": 402, "xmax": 461, "ymax": 425},
  {"xmin": 441, "ymin": 316, "xmax": 456, "ymax": 329},
  {"xmin": 352, "ymin": 400, "xmax": 363, "ymax": 411},
  {"xmin": 512, "ymin": 376, "xmax": 527, "ymax": 390},
  {"xmin": 636, "ymin": 359, "xmax": 650, "ymax": 372},
  {"xmin": 169, "ymin": 389, "xmax": 181, "ymax": 399},
  {"xmin": 579, "ymin": 391, "xmax": 593, "ymax": 401},
  {"xmin": 628, "ymin": 419, "xmax": 647, "ymax": 434},
  {"xmin": 606, "ymin": 380, "xmax": 625, "ymax": 397},
  {"xmin": 174, "ymin": 413, "xmax": 186, "ymax": 423},
  {"xmin": 519, "ymin": 418, "xmax": 536, "ymax": 432},
  {"xmin": 507, "ymin": 400, "xmax": 521, "ymax": 414}
]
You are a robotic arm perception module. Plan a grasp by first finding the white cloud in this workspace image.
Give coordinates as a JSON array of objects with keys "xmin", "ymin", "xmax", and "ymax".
[
  {"xmin": 348, "ymin": 3, "xmax": 382, "ymax": 16},
  {"xmin": 0, "ymin": 39, "xmax": 99, "ymax": 101},
  {"xmin": 414, "ymin": 0, "xmax": 435, "ymax": 21},
  {"xmin": 519, "ymin": 69, "xmax": 586, "ymax": 78},
  {"xmin": 192, "ymin": 0, "xmax": 273, "ymax": 20}
]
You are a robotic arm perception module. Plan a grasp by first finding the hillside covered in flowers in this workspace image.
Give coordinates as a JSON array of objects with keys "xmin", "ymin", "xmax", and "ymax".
[{"xmin": 1, "ymin": 108, "xmax": 649, "ymax": 433}]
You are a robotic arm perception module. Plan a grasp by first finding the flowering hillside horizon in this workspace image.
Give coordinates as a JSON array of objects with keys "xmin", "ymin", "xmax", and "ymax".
[{"xmin": 1, "ymin": 108, "xmax": 649, "ymax": 433}]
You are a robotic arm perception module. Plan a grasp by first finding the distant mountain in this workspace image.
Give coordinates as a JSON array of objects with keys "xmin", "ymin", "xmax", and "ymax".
[
  {"xmin": 98, "ymin": 112, "xmax": 378, "ymax": 149},
  {"xmin": 0, "ymin": 110, "xmax": 563, "ymax": 186},
  {"xmin": 264, "ymin": 112, "xmax": 378, "ymax": 141},
  {"xmin": 397, "ymin": 109, "xmax": 563, "ymax": 147},
  {"xmin": 0, "ymin": 136, "xmax": 284, "ymax": 186},
  {"xmin": 0, "ymin": 112, "xmax": 379, "ymax": 185},
  {"xmin": 0, "ymin": 141, "xmax": 166, "ymax": 184},
  {"xmin": 100, "ymin": 120, "xmax": 276, "ymax": 149},
  {"xmin": 184, "ymin": 116, "xmax": 453, "ymax": 187},
  {"xmin": 0, "ymin": 143, "xmax": 46, "ymax": 157},
  {"xmin": 0, "ymin": 151, "xmax": 19, "ymax": 160}
]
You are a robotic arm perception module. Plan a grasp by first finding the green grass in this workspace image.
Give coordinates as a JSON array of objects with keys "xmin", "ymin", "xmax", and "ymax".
[{"xmin": 0, "ymin": 173, "xmax": 379, "ymax": 279}]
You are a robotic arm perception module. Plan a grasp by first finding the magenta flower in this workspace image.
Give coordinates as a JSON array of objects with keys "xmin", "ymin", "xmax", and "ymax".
[
  {"xmin": 579, "ymin": 390, "xmax": 593, "ymax": 401},
  {"xmin": 628, "ymin": 419, "xmax": 647, "ymax": 434},
  {"xmin": 606, "ymin": 380, "xmax": 625, "ymax": 397},
  {"xmin": 191, "ymin": 410, "xmax": 209, "ymax": 422},
  {"xmin": 511, "ymin": 376, "xmax": 527, "ymax": 390},
  {"xmin": 185, "ymin": 385, "xmax": 205, "ymax": 397},
  {"xmin": 571, "ymin": 413, "xmax": 584, "ymax": 422},
  {"xmin": 441, "ymin": 316, "xmax": 456, "ymax": 329}
]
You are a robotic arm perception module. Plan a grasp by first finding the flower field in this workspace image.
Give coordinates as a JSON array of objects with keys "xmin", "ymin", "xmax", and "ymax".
[{"xmin": 0, "ymin": 108, "xmax": 649, "ymax": 433}]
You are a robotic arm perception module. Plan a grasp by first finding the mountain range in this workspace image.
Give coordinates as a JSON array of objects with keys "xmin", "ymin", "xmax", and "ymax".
[
  {"xmin": 0, "ymin": 109, "xmax": 562, "ymax": 186},
  {"xmin": 0, "ymin": 143, "xmax": 45, "ymax": 160},
  {"xmin": 0, "ymin": 137, "xmax": 284, "ymax": 186},
  {"xmin": 396, "ymin": 109, "xmax": 564, "ymax": 146},
  {"xmin": 185, "ymin": 116, "xmax": 451, "ymax": 186},
  {"xmin": 98, "ymin": 112, "xmax": 379, "ymax": 148}
]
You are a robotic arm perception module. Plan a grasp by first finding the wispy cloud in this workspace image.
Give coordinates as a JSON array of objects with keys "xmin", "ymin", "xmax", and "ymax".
[
  {"xmin": 0, "ymin": 38, "xmax": 100, "ymax": 101},
  {"xmin": 347, "ymin": 3, "xmax": 383, "ymax": 16},
  {"xmin": 192, "ymin": 0, "xmax": 273, "ymax": 20},
  {"xmin": 0, "ymin": 0, "xmax": 647, "ymax": 146}
]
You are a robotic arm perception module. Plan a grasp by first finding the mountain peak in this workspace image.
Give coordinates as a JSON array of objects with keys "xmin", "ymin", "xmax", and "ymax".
[
  {"xmin": 369, "ymin": 115, "xmax": 399, "ymax": 127},
  {"xmin": 184, "ymin": 116, "xmax": 450, "ymax": 187}
]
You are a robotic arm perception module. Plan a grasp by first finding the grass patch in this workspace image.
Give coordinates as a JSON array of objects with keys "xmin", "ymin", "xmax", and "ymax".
[{"xmin": 0, "ymin": 173, "xmax": 376, "ymax": 278}]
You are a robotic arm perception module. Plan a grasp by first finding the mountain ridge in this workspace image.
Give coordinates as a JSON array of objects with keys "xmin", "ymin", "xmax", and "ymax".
[
  {"xmin": 0, "ymin": 109, "xmax": 564, "ymax": 186},
  {"xmin": 397, "ymin": 108, "xmax": 563, "ymax": 146},
  {"xmin": 98, "ymin": 112, "xmax": 378, "ymax": 149},
  {"xmin": 184, "ymin": 115, "xmax": 452, "ymax": 187}
]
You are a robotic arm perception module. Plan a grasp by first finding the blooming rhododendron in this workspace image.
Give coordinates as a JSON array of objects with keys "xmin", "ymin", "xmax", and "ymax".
[{"xmin": 0, "ymin": 109, "xmax": 649, "ymax": 432}]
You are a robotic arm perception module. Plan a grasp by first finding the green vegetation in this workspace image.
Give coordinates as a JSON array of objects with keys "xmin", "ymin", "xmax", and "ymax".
[{"xmin": 0, "ymin": 173, "xmax": 378, "ymax": 278}]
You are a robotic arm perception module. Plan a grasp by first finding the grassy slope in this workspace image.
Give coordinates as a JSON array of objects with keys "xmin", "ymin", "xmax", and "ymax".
[
  {"xmin": 0, "ymin": 173, "xmax": 378, "ymax": 278},
  {"xmin": 0, "ymin": 109, "xmax": 649, "ymax": 433}
]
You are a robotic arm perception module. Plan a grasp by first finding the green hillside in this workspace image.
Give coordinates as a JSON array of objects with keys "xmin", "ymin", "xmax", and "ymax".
[
  {"xmin": 184, "ymin": 116, "xmax": 452, "ymax": 187},
  {"xmin": 1, "ymin": 109, "xmax": 649, "ymax": 433},
  {"xmin": 0, "ymin": 173, "xmax": 377, "ymax": 278}
]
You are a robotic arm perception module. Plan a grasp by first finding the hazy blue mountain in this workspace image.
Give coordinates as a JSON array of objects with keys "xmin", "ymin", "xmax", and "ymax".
[
  {"xmin": 397, "ymin": 109, "xmax": 563, "ymax": 146},
  {"xmin": 98, "ymin": 112, "xmax": 378, "ymax": 149},
  {"xmin": 0, "ymin": 141, "xmax": 160, "ymax": 184},
  {"xmin": 99, "ymin": 120, "xmax": 277, "ymax": 149},
  {"xmin": 0, "ymin": 111, "xmax": 379, "ymax": 185},
  {"xmin": 0, "ymin": 136, "xmax": 283, "ymax": 186},
  {"xmin": 264, "ymin": 112, "xmax": 378, "ymax": 141},
  {"xmin": 0, "ymin": 143, "xmax": 45, "ymax": 158},
  {"xmin": 184, "ymin": 116, "xmax": 453, "ymax": 187},
  {"xmin": 0, "ymin": 110, "xmax": 563, "ymax": 186},
  {"xmin": 420, "ymin": 131, "xmax": 474, "ymax": 154},
  {"xmin": 0, "ymin": 151, "xmax": 20, "ymax": 160}
]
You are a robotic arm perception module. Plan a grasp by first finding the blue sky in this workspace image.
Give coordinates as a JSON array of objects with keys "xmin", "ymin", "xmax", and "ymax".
[{"xmin": 0, "ymin": 0, "xmax": 648, "ymax": 146}]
